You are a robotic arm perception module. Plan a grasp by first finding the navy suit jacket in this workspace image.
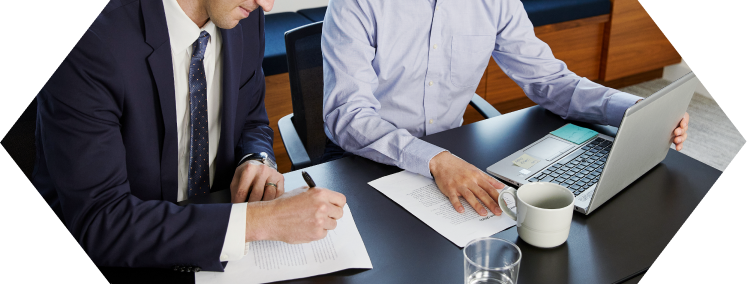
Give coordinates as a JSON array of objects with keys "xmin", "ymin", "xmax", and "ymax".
[{"xmin": 32, "ymin": 0, "xmax": 273, "ymax": 271}]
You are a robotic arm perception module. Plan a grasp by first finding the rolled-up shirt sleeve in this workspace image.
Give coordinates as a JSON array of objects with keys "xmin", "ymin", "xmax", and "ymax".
[
  {"xmin": 321, "ymin": 0, "xmax": 445, "ymax": 177},
  {"xmin": 493, "ymin": 0, "xmax": 641, "ymax": 127}
]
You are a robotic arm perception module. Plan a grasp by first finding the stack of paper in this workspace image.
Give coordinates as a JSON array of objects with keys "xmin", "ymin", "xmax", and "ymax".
[
  {"xmin": 195, "ymin": 205, "xmax": 372, "ymax": 284},
  {"xmin": 368, "ymin": 171, "xmax": 516, "ymax": 247}
]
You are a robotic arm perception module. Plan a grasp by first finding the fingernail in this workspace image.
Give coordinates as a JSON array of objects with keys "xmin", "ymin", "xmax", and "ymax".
[
  {"xmin": 458, "ymin": 206, "xmax": 464, "ymax": 213},
  {"xmin": 480, "ymin": 208, "xmax": 487, "ymax": 216}
]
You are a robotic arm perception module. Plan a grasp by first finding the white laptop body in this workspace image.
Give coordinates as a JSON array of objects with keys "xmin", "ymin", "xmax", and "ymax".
[{"xmin": 487, "ymin": 73, "xmax": 697, "ymax": 215}]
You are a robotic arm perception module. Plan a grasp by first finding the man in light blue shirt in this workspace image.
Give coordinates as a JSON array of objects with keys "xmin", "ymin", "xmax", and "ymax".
[{"xmin": 321, "ymin": 0, "xmax": 689, "ymax": 216}]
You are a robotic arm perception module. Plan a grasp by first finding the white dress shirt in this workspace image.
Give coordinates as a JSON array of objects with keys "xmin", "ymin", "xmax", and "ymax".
[{"xmin": 163, "ymin": 0, "xmax": 247, "ymax": 262}]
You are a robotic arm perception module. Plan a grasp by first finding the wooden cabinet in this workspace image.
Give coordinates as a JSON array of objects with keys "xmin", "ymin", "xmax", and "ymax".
[
  {"xmin": 264, "ymin": 73, "xmax": 294, "ymax": 173},
  {"xmin": 601, "ymin": 0, "xmax": 681, "ymax": 81}
]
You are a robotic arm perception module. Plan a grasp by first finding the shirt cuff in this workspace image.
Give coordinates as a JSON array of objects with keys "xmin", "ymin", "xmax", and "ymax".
[
  {"xmin": 219, "ymin": 202, "xmax": 248, "ymax": 262},
  {"xmin": 401, "ymin": 138, "xmax": 448, "ymax": 178},
  {"xmin": 605, "ymin": 92, "xmax": 642, "ymax": 128}
]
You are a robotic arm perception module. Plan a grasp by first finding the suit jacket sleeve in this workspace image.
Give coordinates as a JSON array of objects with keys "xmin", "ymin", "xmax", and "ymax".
[
  {"xmin": 237, "ymin": 11, "xmax": 275, "ymax": 164},
  {"xmin": 37, "ymin": 28, "xmax": 231, "ymax": 271}
]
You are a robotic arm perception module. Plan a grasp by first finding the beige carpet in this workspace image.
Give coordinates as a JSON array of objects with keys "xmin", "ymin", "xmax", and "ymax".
[{"xmin": 620, "ymin": 79, "xmax": 744, "ymax": 171}]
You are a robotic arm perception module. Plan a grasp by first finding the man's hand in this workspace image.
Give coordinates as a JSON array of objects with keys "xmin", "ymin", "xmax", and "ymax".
[
  {"xmin": 429, "ymin": 152, "xmax": 506, "ymax": 216},
  {"xmin": 244, "ymin": 187, "xmax": 346, "ymax": 243},
  {"xmin": 230, "ymin": 161, "xmax": 285, "ymax": 203},
  {"xmin": 673, "ymin": 112, "xmax": 689, "ymax": 151}
]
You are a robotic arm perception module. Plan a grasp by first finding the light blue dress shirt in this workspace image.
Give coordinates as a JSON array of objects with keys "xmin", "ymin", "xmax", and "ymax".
[{"xmin": 321, "ymin": 0, "xmax": 641, "ymax": 178}]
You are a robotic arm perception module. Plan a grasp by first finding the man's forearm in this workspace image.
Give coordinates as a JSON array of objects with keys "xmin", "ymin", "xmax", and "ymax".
[{"xmin": 488, "ymin": 0, "xmax": 640, "ymax": 128}]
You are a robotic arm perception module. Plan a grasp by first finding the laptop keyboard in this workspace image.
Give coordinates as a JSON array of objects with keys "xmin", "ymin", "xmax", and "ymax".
[{"xmin": 527, "ymin": 137, "xmax": 611, "ymax": 196}]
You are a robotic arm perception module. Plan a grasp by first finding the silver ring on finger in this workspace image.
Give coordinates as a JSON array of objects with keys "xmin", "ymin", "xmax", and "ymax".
[{"xmin": 265, "ymin": 182, "xmax": 277, "ymax": 189}]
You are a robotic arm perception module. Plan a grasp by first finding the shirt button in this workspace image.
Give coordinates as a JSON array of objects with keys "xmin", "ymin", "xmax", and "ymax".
[
  {"xmin": 428, "ymin": 81, "xmax": 434, "ymax": 86},
  {"xmin": 429, "ymin": 119, "xmax": 434, "ymax": 124},
  {"xmin": 436, "ymin": 6, "xmax": 440, "ymax": 11},
  {"xmin": 433, "ymin": 44, "xmax": 437, "ymax": 50},
  {"xmin": 220, "ymin": 254, "xmax": 228, "ymax": 261}
]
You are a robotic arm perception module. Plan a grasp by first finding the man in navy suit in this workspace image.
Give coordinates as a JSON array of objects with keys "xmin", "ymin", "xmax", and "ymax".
[{"xmin": 32, "ymin": 0, "xmax": 346, "ymax": 272}]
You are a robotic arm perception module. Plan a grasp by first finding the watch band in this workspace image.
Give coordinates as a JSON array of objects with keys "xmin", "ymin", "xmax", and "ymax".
[{"xmin": 238, "ymin": 152, "xmax": 277, "ymax": 170}]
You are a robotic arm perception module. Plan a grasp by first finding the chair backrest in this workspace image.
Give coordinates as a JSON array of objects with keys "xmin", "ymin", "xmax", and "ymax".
[{"xmin": 284, "ymin": 22, "xmax": 327, "ymax": 165}]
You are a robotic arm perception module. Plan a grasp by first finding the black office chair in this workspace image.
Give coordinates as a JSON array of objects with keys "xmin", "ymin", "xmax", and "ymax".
[{"xmin": 278, "ymin": 22, "xmax": 501, "ymax": 170}]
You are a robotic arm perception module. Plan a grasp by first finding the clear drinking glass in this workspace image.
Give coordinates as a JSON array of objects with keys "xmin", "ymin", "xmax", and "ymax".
[{"xmin": 463, "ymin": 237, "xmax": 522, "ymax": 284}]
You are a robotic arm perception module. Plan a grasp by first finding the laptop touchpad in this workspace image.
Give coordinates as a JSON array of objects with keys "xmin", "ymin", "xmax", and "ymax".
[{"xmin": 524, "ymin": 137, "xmax": 573, "ymax": 161}]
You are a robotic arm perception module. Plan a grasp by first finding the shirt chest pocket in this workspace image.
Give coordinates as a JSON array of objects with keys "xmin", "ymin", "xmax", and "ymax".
[{"xmin": 450, "ymin": 35, "xmax": 495, "ymax": 88}]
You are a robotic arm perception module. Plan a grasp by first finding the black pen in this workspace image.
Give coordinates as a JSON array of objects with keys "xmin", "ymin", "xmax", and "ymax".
[{"xmin": 302, "ymin": 171, "xmax": 316, "ymax": 188}]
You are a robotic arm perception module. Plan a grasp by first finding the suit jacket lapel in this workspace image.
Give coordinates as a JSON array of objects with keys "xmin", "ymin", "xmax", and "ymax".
[
  {"xmin": 142, "ymin": 0, "xmax": 179, "ymax": 203},
  {"xmin": 213, "ymin": 24, "xmax": 243, "ymax": 190}
]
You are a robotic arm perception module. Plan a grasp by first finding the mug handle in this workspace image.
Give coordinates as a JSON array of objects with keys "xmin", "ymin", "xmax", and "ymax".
[{"xmin": 498, "ymin": 187, "xmax": 518, "ymax": 221}]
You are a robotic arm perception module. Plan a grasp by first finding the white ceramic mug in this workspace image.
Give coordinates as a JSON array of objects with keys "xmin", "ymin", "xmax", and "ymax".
[{"xmin": 498, "ymin": 182, "xmax": 575, "ymax": 248}]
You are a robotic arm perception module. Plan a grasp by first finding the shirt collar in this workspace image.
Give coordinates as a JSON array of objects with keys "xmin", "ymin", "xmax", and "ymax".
[{"xmin": 163, "ymin": 0, "xmax": 218, "ymax": 53}]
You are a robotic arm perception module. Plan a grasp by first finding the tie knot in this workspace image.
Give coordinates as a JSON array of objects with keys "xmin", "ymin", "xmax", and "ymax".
[{"xmin": 191, "ymin": 31, "xmax": 211, "ymax": 60}]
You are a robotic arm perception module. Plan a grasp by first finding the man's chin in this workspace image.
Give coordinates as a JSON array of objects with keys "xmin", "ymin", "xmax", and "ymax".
[{"xmin": 214, "ymin": 19, "xmax": 241, "ymax": 30}]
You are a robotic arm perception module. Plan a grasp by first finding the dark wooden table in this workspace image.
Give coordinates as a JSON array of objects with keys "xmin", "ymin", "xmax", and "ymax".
[{"xmin": 100, "ymin": 106, "xmax": 720, "ymax": 283}]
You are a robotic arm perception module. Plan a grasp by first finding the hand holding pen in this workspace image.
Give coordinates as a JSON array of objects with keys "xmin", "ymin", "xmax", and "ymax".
[{"xmin": 243, "ymin": 170, "xmax": 347, "ymax": 244}]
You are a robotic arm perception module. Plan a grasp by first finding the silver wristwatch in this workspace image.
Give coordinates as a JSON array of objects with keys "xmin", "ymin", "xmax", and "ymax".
[{"xmin": 239, "ymin": 152, "xmax": 277, "ymax": 170}]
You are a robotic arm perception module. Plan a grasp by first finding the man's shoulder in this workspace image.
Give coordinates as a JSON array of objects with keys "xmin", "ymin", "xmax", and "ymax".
[
  {"xmin": 96, "ymin": 0, "xmax": 142, "ymax": 24},
  {"xmin": 88, "ymin": 0, "xmax": 146, "ymax": 40},
  {"xmin": 101, "ymin": 0, "xmax": 139, "ymax": 13},
  {"xmin": 76, "ymin": 0, "xmax": 158, "ymax": 63}
]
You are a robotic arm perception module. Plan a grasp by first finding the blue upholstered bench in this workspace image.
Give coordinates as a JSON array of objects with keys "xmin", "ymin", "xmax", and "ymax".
[
  {"xmin": 522, "ymin": 0, "xmax": 610, "ymax": 26},
  {"xmin": 296, "ymin": 7, "xmax": 326, "ymax": 22},
  {"xmin": 263, "ymin": 0, "xmax": 611, "ymax": 76}
]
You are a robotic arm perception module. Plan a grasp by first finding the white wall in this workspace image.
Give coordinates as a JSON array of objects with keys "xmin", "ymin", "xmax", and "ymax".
[
  {"xmin": 664, "ymin": 60, "xmax": 711, "ymax": 98},
  {"xmin": 267, "ymin": 0, "xmax": 329, "ymax": 14}
]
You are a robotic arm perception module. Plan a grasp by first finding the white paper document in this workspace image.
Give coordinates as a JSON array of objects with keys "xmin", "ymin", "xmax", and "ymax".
[
  {"xmin": 195, "ymin": 205, "xmax": 372, "ymax": 284},
  {"xmin": 368, "ymin": 171, "xmax": 517, "ymax": 247}
]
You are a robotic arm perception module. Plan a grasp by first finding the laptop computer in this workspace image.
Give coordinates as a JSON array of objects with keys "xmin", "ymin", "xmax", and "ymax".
[{"xmin": 487, "ymin": 72, "xmax": 697, "ymax": 215}]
